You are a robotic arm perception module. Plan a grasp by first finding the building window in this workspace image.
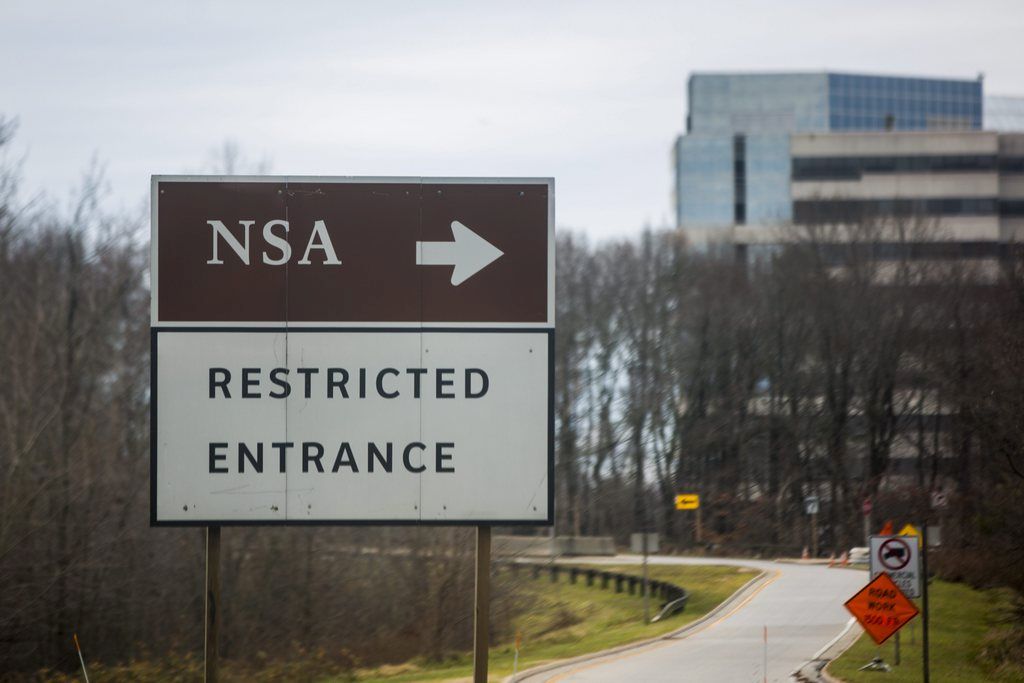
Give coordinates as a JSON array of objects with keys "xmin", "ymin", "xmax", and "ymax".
[
  {"xmin": 733, "ymin": 135, "xmax": 746, "ymax": 224},
  {"xmin": 1001, "ymin": 200, "xmax": 1024, "ymax": 216},
  {"xmin": 794, "ymin": 197, "xmax": 997, "ymax": 223},
  {"xmin": 999, "ymin": 157, "xmax": 1024, "ymax": 174},
  {"xmin": 792, "ymin": 155, "xmax": 998, "ymax": 181}
]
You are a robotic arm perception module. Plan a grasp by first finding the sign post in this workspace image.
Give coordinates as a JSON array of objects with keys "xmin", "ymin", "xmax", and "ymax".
[
  {"xmin": 513, "ymin": 630, "xmax": 521, "ymax": 680},
  {"xmin": 473, "ymin": 525, "xmax": 491, "ymax": 683},
  {"xmin": 150, "ymin": 177, "xmax": 555, "ymax": 680},
  {"xmin": 205, "ymin": 526, "xmax": 220, "ymax": 683},
  {"xmin": 921, "ymin": 522, "xmax": 931, "ymax": 683},
  {"xmin": 862, "ymin": 498, "xmax": 873, "ymax": 547},
  {"xmin": 674, "ymin": 494, "xmax": 701, "ymax": 544}
]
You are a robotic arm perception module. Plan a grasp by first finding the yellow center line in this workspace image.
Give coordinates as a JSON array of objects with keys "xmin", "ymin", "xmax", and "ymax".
[{"xmin": 544, "ymin": 570, "xmax": 782, "ymax": 683}]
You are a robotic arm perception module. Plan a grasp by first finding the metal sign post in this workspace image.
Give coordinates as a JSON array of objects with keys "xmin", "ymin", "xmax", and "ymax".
[
  {"xmin": 473, "ymin": 526, "xmax": 491, "ymax": 683},
  {"xmin": 512, "ymin": 630, "xmax": 521, "ymax": 680},
  {"xmin": 862, "ymin": 498, "xmax": 873, "ymax": 547},
  {"xmin": 642, "ymin": 530, "xmax": 649, "ymax": 623},
  {"xmin": 921, "ymin": 523, "xmax": 930, "ymax": 683},
  {"xmin": 205, "ymin": 526, "xmax": 221, "ymax": 683}
]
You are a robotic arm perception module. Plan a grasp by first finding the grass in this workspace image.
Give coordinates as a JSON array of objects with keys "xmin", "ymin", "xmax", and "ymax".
[
  {"xmin": 827, "ymin": 578, "xmax": 1024, "ymax": 682},
  {"xmin": 350, "ymin": 563, "xmax": 756, "ymax": 683}
]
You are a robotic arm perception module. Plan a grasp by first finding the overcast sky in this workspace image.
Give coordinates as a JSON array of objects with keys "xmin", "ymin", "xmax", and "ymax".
[{"xmin": 3, "ymin": 0, "xmax": 1023, "ymax": 240}]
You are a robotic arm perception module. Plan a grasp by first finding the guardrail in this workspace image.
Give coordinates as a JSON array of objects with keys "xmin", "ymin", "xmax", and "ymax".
[{"xmin": 502, "ymin": 562, "xmax": 689, "ymax": 622}]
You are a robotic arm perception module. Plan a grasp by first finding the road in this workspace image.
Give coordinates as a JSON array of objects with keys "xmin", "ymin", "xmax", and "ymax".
[{"xmin": 516, "ymin": 556, "xmax": 864, "ymax": 683}]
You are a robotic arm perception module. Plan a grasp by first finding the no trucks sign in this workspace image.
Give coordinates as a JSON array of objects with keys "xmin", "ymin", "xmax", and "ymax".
[
  {"xmin": 150, "ymin": 177, "xmax": 554, "ymax": 525},
  {"xmin": 869, "ymin": 534, "xmax": 921, "ymax": 598}
]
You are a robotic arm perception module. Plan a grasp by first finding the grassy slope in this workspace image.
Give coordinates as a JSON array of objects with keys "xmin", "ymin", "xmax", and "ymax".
[
  {"xmin": 828, "ymin": 579, "xmax": 1022, "ymax": 683},
  {"xmin": 352, "ymin": 563, "xmax": 756, "ymax": 683}
]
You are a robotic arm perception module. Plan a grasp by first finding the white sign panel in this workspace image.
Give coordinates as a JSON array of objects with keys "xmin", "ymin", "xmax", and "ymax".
[
  {"xmin": 869, "ymin": 535, "xmax": 921, "ymax": 598},
  {"xmin": 804, "ymin": 495, "xmax": 820, "ymax": 515},
  {"xmin": 154, "ymin": 330, "xmax": 551, "ymax": 523}
]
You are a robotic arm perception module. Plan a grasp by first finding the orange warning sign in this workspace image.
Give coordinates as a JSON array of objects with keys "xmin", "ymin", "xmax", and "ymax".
[{"xmin": 844, "ymin": 573, "xmax": 919, "ymax": 645}]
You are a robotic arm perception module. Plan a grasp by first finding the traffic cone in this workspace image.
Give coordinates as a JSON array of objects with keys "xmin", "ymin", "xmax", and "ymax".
[
  {"xmin": 802, "ymin": 546, "xmax": 809, "ymax": 560},
  {"xmin": 840, "ymin": 551, "xmax": 849, "ymax": 567},
  {"xmin": 828, "ymin": 552, "xmax": 836, "ymax": 567}
]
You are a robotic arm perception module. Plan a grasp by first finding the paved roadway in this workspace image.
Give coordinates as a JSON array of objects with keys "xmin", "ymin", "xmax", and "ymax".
[{"xmin": 517, "ymin": 556, "xmax": 864, "ymax": 683}]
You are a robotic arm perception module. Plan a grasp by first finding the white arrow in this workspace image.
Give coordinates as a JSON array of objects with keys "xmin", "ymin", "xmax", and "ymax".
[{"xmin": 415, "ymin": 220, "xmax": 504, "ymax": 286}]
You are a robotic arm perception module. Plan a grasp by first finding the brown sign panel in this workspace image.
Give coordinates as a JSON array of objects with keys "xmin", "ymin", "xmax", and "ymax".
[{"xmin": 152, "ymin": 177, "xmax": 553, "ymax": 325}]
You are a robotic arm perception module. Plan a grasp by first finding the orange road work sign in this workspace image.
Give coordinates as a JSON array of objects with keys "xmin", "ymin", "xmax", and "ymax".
[
  {"xmin": 675, "ymin": 494, "xmax": 700, "ymax": 510},
  {"xmin": 844, "ymin": 572, "xmax": 919, "ymax": 645}
]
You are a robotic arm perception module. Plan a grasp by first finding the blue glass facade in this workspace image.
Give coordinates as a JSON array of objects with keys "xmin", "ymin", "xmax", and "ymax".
[
  {"xmin": 828, "ymin": 74, "xmax": 982, "ymax": 131},
  {"xmin": 674, "ymin": 72, "xmax": 985, "ymax": 231},
  {"xmin": 674, "ymin": 135, "xmax": 734, "ymax": 225},
  {"xmin": 688, "ymin": 73, "xmax": 829, "ymax": 134},
  {"xmin": 745, "ymin": 134, "xmax": 793, "ymax": 223}
]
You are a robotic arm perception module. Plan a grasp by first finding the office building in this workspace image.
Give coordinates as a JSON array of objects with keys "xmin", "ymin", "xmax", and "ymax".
[
  {"xmin": 731, "ymin": 129, "xmax": 1024, "ymax": 279},
  {"xmin": 673, "ymin": 72, "xmax": 984, "ymax": 240}
]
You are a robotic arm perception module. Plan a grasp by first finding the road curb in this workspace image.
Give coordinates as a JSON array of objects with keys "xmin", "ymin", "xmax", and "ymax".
[
  {"xmin": 505, "ymin": 567, "xmax": 776, "ymax": 683},
  {"xmin": 792, "ymin": 617, "xmax": 863, "ymax": 683}
]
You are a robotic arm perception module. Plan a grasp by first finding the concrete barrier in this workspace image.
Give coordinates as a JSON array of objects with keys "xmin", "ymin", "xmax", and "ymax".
[
  {"xmin": 492, "ymin": 535, "xmax": 556, "ymax": 558},
  {"xmin": 556, "ymin": 535, "xmax": 616, "ymax": 556},
  {"xmin": 493, "ymin": 535, "xmax": 616, "ymax": 558}
]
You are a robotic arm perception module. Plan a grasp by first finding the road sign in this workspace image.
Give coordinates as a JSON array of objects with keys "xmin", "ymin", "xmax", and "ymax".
[
  {"xmin": 845, "ymin": 573, "xmax": 919, "ymax": 645},
  {"xmin": 870, "ymin": 535, "xmax": 921, "ymax": 598},
  {"xmin": 151, "ymin": 177, "xmax": 554, "ymax": 525},
  {"xmin": 675, "ymin": 494, "xmax": 700, "ymax": 510},
  {"xmin": 899, "ymin": 523, "xmax": 921, "ymax": 547},
  {"xmin": 804, "ymin": 495, "xmax": 819, "ymax": 515}
]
